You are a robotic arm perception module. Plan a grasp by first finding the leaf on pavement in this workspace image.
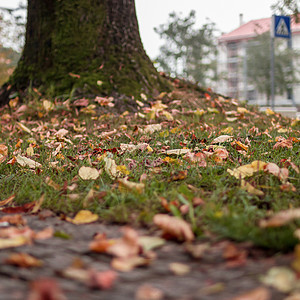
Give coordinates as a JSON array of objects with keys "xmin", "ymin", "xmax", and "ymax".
[
  {"xmin": 169, "ymin": 262, "xmax": 191, "ymax": 276},
  {"xmin": 4, "ymin": 252, "xmax": 43, "ymax": 268},
  {"xmin": 66, "ymin": 210, "xmax": 99, "ymax": 225},
  {"xmin": 231, "ymin": 287, "xmax": 271, "ymax": 300},
  {"xmin": 111, "ymin": 256, "xmax": 151, "ymax": 272},
  {"xmin": 27, "ymin": 278, "xmax": 67, "ymax": 300},
  {"xmin": 135, "ymin": 284, "xmax": 164, "ymax": 300},
  {"xmin": 16, "ymin": 155, "xmax": 42, "ymax": 169},
  {"xmin": 0, "ymin": 236, "xmax": 29, "ymax": 249},
  {"xmin": 78, "ymin": 166, "xmax": 100, "ymax": 180},
  {"xmin": 153, "ymin": 214, "xmax": 194, "ymax": 242},
  {"xmin": 261, "ymin": 267, "xmax": 297, "ymax": 293}
]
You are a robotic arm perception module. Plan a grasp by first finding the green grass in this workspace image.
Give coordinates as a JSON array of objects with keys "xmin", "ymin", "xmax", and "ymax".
[{"xmin": 0, "ymin": 87, "xmax": 299, "ymax": 251}]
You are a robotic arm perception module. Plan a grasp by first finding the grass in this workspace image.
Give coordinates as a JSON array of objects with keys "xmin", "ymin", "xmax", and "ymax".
[{"xmin": 0, "ymin": 81, "xmax": 299, "ymax": 251}]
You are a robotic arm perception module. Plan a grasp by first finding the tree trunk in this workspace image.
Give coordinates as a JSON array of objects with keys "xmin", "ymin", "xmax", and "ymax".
[{"xmin": 0, "ymin": 0, "xmax": 169, "ymax": 106}]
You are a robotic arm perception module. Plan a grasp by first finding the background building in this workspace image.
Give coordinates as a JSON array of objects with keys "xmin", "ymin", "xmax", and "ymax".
[{"xmin": 217, "ymin": 15, "xmax": 300, "ymax": 107}]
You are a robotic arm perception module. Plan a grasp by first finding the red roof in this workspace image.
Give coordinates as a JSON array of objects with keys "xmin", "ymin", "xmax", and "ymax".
[{"xmin": 219, "ymin": 16, "xmax": 300, "ymax": 43}]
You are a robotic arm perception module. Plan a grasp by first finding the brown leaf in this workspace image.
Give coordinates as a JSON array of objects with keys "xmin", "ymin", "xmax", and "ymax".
[
  {"xmin": 0, "ymin": 194, "xmax": 15, "ymax": 207},
  {"xmin": 169, "ymin": 262, "xmax": 191, "ymax": 275},
  {"xmin": 259, "ymin": 208, "xmax": 300, "ymax": 228},
  {"xmin": 231, "ymin": 287, "xmax": 271, "ymax": 300},
  {"xmin": 27, "ymin": 278, "xmax": 67, "ymax": 300},
  {"xmin": 88, "ymin": 269, "xmax": 118, "ymax": 290},
  {"xmin": 4, "ymin": 253, "xmax": 43, "ymax": 268},
  {"xmin": 111, "ymin": 256, "xmax": 151, "ymax": 272},
  {"xmin": 153, "ymin": 214, "xmax": 194, "ymax": 242},
  {"xmin": 0, "ymin": 214, "xmax": 26, "ymax": 226},
  {"xmin": 168, "ymin": 170, "xmax": 188, "ymax": 182},
  {"xmin": 2, "ymin": 201, "xmax": 35, "ymax": 214},
  {"xmin": 135, "ymin": 284, "xmax": 164, "ymax": 300}
]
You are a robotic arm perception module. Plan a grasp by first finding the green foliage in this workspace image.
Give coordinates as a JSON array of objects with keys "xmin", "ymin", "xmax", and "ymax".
[
  {"xmin": 154, "ymin": 10, "xmax": 218, "ymax": 86},
  {"xmin": 246, "ymin": 31, "xmax": 300, "ymax": 102},
  {"xmin": 272, "ymin": 0, "xmax": 299, "ymax": 21}
]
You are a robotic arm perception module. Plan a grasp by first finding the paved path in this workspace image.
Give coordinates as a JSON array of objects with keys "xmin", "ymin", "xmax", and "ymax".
[{"xmin": 0, "ymin": 212, "xmax": 292, "ymax": 300}]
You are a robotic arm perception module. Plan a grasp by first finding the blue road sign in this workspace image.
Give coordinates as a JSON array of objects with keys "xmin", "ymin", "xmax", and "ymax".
[{"xmin": 273, "ymin": 15, "xmax": 291, "ymax": 39}]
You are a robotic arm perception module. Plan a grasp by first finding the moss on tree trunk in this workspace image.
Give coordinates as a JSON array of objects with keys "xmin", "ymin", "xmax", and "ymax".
[{"xmin": 0, "ymin": 0, "xmax": 170, "ymax": 105}]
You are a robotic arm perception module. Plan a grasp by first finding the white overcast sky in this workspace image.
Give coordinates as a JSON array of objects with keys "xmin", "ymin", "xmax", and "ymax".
[{"xmin": 1, "ymin": 0, "xmax": 276, "ymax": 58}]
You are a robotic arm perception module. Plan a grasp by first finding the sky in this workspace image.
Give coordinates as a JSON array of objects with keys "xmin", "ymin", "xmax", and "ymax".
[{"xmin": 1, "ymin": 0, "xmax": 277, "ymax": 58}]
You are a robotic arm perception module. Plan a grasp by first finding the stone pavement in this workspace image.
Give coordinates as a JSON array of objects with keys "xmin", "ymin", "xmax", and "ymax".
[{"xmin": 0, "ymin": 212, "xmax": 292, "ymax": 300}]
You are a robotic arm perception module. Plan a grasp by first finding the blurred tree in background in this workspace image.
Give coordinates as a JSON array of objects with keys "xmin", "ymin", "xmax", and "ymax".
[
  {"xmin": 247, "ymin": 31, "xmax": 299, "ymax": 104},
  {"xmin": 154, "ymin": 10, "xmax": 218, "ymax": 87}
]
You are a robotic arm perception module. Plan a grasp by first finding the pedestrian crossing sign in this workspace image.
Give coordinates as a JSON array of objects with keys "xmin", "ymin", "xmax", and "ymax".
[{"xmin": 272, "ymin": 15, "xmax": 291, "ymax": 39}]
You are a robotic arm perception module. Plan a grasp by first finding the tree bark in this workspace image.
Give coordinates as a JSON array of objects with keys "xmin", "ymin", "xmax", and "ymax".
[{"xmin": 0, "ymin": 0, "xmax": 169, "ymax": 106}]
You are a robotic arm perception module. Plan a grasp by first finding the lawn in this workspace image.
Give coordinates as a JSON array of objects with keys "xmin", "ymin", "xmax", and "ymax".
[{"xmin": 0, "ymin": 79, "xmax": 299, "ymax": 251}]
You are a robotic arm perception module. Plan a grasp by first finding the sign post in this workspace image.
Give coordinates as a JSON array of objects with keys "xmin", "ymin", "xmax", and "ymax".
[{"xmin": 270, "ymin": 15, "xmax": 291, "ymax": 110}]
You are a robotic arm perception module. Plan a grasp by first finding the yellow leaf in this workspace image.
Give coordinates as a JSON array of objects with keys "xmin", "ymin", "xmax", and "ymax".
[
  {"xmin": 116, "ymin": 165, "xmax": 130, "ymax": 176},
  {"xmin": 162, "ymin": 110, "xmax": 174, "ymax": 121},
  {"xmin": 227, "ymin": 160, "xmax": 267, "ymax": 179},
  {"xmin": 16, "ymin": 155, "xmax": 42, "ymax": 169},
  {"xmin": 26, "ymin": 146, "xmax": 34, "ymax": 156},
  {"xmin": 194, "ymin": 108, "xmax": 205, "ymax": 116},
  {"xmin": 43, "ymin": 100, "xmax": 54, "ymax": 112},
  {"xmin": 66, "ymin": 210, "xmax": 99, "ymax": 225},
  {"xmin": 237, "ymin": 107, "xmax": 249, "ymax": 114},
  {"xmin": 104, "ymin": 157, "xmax": 122, "ymax": 180},
  {"xmin": 265, "ymin": 108, "xmax": 275, "ymax": 116},
  {"xmin": 221, "ymin": 127, "xmax": 234, "ymax": 134},
  {"xmin": 17, "ymin": 122, "xmax": 32, "ymax": 134},
  {"xmin": 78, "ymin": 166, "xmax": 100, "ymax": 180},
  {"xmin": 118, "ymin": 178, "xmax": 145, "ymax": 194},
  {"xmin": 241, "ymin": 180, "xmax": 264, "ymax": 196},
  {"xmin": 0, "ymin": 236, "xmax": 29, "ymax": 249}
]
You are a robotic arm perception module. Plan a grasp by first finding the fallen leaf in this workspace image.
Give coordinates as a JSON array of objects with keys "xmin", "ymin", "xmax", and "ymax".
[
  {"xmin": 138, "ymin": 236, "xmax": 165, "ymax": 252},
  {"xmin": 107, "ymin": 227, "xmax": 140, "ymax": 258},
  {"xmin": 111, "ymin": 256, "xmax": 151, "ymax": 272},
  {"xmin": 17, "ymin": 122, "xmax": 32, "ymax": 134},
  {"xmin": 4, "ymin": 253, "xmax": 43, "ymax": 268},
  {"xmin": 153, "ymin": 214, "xmax": 194, "ymax": 242},
  {"xmin": 168, "ymin": 170, "xmax": 188, "ymax": 182},
  {"xmin": 118, "ymin": 178, "xmax": 145, "ymax": 194},
  {"xmin": 88, "ymin": 269, "xmax": 118, "ymax": 290},
  {"xmin": 241, "ymin": 180, "xmax": 264, "ymax": 196},
  {"xmin": 104, "ymin": 157, "xmax": 122, "ymax": 180},
  {"xmin": 45, "ymin": 177, "xmax": 61, "ymax": 190},
  {"xmin": 0, "ymin": 236, "xmax": 29, "ymax": 249},
  {"xmin": 55, "ymin": 128, "xmax": 69, "ymax": 139},
  {"xmin": 165, "ymin": 149, "xmax": 190, "ymax": 156},
  {"xmin": 261, "ymin": 267, "xmax": 297, "ymax": 293},
  {"xmin": 231, "ymin": 287, "xmax": 271, "ymax": 300},
  {"xmin": 0, "ymin": 144, "xmax": 8, "ymax": 156},
  {"xmin": 143, "ymin": 124, "xmax": 162, "ymax": 134},
  {"xmin": 16, "ymin": 155, "xmax": 42, "ymax": 169},
  {"xmin": 27, "ymin": 278, "xmax": 67, "ymax": 300},
  {"xmin": 231, "ymin": 140, "xmax": 248, "ymax": 152},
  {"xmin": 66, "ymin": 210, "xmax": 99, "ymax": 225},
  {"xmin": 0, "ymin": 214, "xmax": 26, "ymax": 226},
  {"xmin": 183, "ymin": 152, "xmax": 207, "ymax": 167},
  {"xmin": 169, "ymin": 262, "xmax": 191, "ymax": 275},
  {"xmin": 0, "ymin": 194, "xmax": 15, "ymax": 207},
  {"xmin": 135, "ymin": 284, "xmax": 164, "ymax": 300},
  {"xmin": 78, "ymin": 166, "xmax": 100, "ymax": 180},
  {"xmin": 227, "ymin": 161, "xmax": 267, "ymax": 179},
  {"xmin": 211, "ymin": 135, "xmax": 233, "ymax": 144},
  {"xmin": 259, "ymin": 209, "xmax": 300, "ymax": 228}
]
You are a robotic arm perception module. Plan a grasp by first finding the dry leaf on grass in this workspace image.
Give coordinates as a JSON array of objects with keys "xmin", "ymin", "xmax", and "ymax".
[
  {"xmin": 259, "ymin": 208, "xmax": 300, "ymax": 228},
  {"xmin": 16, "ymin": 155, "xmax": 42, "ymax": 169},
  {"xmin": 66, "ymin": 210, "xmax": 99, "ymax": 225},
  {"xmin": 153, "ymin": 214, "xmax": 194, "ymax": 242},
  {"xmin": 78, "ymin": 166, "xmax": 100, "ymax": 180},
  {"xmin": 118, "ymin": 178, "xmax": 145, "ymax": 194},
  {"xmin": 211, "ymin": 135, "xmax": 233, "ymax": 144}
]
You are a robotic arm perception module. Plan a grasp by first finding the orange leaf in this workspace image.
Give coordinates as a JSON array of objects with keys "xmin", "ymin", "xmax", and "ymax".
[{"xmin": 153, "ymin": 214, "xmax": 194, "ymax": 242}]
